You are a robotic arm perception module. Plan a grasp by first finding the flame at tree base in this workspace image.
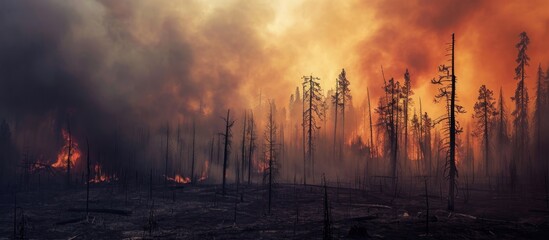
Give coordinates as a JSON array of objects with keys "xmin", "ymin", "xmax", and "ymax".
[{"xmin": 51, "ymin": 129, "xmax": 81, "ymax": 170}]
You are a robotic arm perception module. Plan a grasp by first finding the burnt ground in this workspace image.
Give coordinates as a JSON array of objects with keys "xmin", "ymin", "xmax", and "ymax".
[{"xmin": 1, "ymin": 180, "xmax": 549, "ymax": 239}]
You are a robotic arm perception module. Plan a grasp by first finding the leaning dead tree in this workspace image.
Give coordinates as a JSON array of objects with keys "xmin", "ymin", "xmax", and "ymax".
[
  {"xmin": 302, "ymin": 75, "xmax": 324, "ymax": 184},
  {"xmin": 222, "ymin": 109, "xmax": 235, "ymax": 195},
  {"xmin": 431, "ymin": 33, "xmax": 464, "ymax": 211}
]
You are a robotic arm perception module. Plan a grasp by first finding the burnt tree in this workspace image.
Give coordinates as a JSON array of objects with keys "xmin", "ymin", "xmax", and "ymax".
[
  {"xmin": 431, "ymin": 33, "xmax": 464, "ymax": 211},
  {"xmin": 222, "ymin": 109, "xmax": 235, "ymax": 195},
  {"xmin": 302, "ymin": 75, "xmax": 324, "ymax": 184},
  {"xmin": 511, "ymin": 31, "xmax": 530, "ymax": 187},
  {"xmin": 472, "ymin": 85, "xmax": 497, "ymax": 176}
]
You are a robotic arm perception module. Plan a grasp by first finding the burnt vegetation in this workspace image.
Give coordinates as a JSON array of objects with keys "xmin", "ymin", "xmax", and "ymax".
[{"xmin": 2, "ymin": 25, "xmax": 549, "ymax": 239}]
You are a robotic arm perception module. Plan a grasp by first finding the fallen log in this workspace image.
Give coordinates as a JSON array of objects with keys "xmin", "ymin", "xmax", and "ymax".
[{"xmin": 67, "ymin": 208, "xmax": 132, "ymax": 216}]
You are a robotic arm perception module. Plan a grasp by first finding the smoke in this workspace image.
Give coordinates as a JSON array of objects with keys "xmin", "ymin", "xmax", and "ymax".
[{"xmin": 1, "ymin": 0, "xmax": 549, "ymax": 174}]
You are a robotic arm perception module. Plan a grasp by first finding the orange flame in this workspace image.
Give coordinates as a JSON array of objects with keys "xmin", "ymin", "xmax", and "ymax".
[
  {"xmin": 89, "ymin": 163, "xmax": 115, "ymax": 183},
  {"xmin": 255, "ymin": 157, "xmax": 268, "ymax": 173},
  {"xmin": 51, "ymin": 129, "xmax": 81, "ymax": 169},
  {"xmin": 166, "ymin": 174, "xmax": 191, "ymax": 184},
  {"xmin": 199, "ymin": 160, "xmax": 209, "ymax": 181}
]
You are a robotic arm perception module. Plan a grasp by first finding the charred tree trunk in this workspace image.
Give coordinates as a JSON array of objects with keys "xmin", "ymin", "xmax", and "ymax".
[
  {"xmin": 248, "ymin": 111, "xmax": 255, "ymax": 185},
  {"xmin": 67, "ymin": 119, "xmax": 72, "ymax": 188},
  {"xmin": 191, "ymin": 120, "xmax": 196, "ymax": 184},
  {"xmin": 333, "ymin": 80, "xmax": 339, "ymax": 164},
  {"xmin": 448, "ymin": 33, "xmax": 457, "ymax": 211},
  {"xmin": 222, "ymin": 109, "xmax": 234, "ymax": 196},
  {"xmin": 86, "ymin": 138, "xmax": 90, "ymax": 216},
  {"xmin": 484, "ymin": 94, "xmax": 489, "ymax": 177},
  {"xmin": 164, "ymin": 123, "xmax": 169, "ymax": 190},
  {"xmin": 241, "ymin": 112, "xmax": 247, "ymax": 184},
  {"xmin": 367, "ymin": 88, "xmax": 374, "ymax": 158}
]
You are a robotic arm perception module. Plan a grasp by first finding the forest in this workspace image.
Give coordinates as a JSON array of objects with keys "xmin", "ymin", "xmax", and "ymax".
[{"xmin": 1, "ymin": 0, "xmax": 549, "ymax": 239}]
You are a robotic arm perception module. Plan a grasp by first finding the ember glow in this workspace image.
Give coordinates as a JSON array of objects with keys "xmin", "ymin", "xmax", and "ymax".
[
  {"xmin": 51, "ymin": 129, "xmax": 81, "ymax": 170},
  {"xmin": 199, "ymin": 160, "xmax": 209, "ymax": 182},
  {"xmin": 166, "ymin": 174, "xmax": 191, "ymax": 184},
  {"xmin": 89, "ymin": 163, "xmax": 114, "ymax": 183}
]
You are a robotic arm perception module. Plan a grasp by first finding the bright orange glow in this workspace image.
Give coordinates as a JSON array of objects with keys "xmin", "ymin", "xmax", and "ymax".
[
  {"xmin": 89, "ymin": 163, "xmax": 116, "ymax": 183},
  {"xmin": 51, "ymin": 129, "xmax": 81, "ymax": 169},
  {"xmin": 199, "ymin": 160, "xmax": 209, "ymax": 182},
  {"xmin": 167, "ymin": 174, "xmax": 191, "ymax": 184},
  {"xmin": 255, "ymin": 157, "xmax": 268, "ymax": 174}
]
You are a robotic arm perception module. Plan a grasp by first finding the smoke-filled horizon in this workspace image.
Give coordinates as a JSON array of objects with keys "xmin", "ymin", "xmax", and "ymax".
[{"xmin": 1, "ymin": 0, "xmax": 549, "ymax": 185}]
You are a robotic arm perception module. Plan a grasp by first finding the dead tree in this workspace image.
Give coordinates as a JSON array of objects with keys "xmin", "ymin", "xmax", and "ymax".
[
  {"xmin": 322, "ymin": 174, "xmax": 332, "ymax": 240},
  {"xmin": 264, "ymin": 101, "xmax": 278, "ymax": 214},
  {"xmin": 248, "ymin": 111, "xmax": 256, "ymax": 184},
  {"xmin": 240, "ymin": 112, "xmax": 247, "ymax": 184},
  {"xmin": 222, "ymin": 109, "xmax": 235, "ymax": 195},
  {"xmin": 164, "ymin": 123, "xmax": 169, "ymax": 190},
  {"xmin": 86, "ymin": 138, "xmax": 90, "ymax": 216},
  {"xmin": 66, "ymin": 119, "xmax": 72, "ymax": 187},
  {"xmin": 303, "ymin": 75, "xmax": 324, "ymax": 184},
  {"xmin": 367, "ymin": 87, "xmax": 375, "ymax": 158},
  {"xmin": 337, "ymin": 69, "xmax": 352, "ymax": 161},
  {"xmin": 331, "ymin": 79, "xmax": 340, "ymax": 162},
  {"xmin": 431, "ymin": 33, "xmax": 464, "ymax": 211},
  {"xmin": 191, "ymin": 120, "xmax": 196, "ymax": 184}
]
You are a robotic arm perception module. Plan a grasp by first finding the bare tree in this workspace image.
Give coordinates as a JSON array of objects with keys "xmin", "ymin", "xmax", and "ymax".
[
  {"xmin": 191, "ymin": 120, "xmax": 196, "ymax": 184},
  {"xmin": 367, "ymin": 88, "xmax": 375, "ymax": 159},
  {"xmin": 248, "ymin": 111, "xmax": 256, "ymax": 184},
  {"xmin": 164, "ymin": 123, "xmax": 169, "ymax": 189},
  {"xmin": 431, "ymin": 33, "xmax": 464, "ymax": 211},
  {"xmin": 331, "ymin": 79, "xmax": 339, "ymax": 161},
  {"xmin": 66, "ymin": 119, "xmax": 72, "ymax": 188},
  {"xmin": 264, "ymin": 101, "xmax": 278, "ymax": 214},
  {"xmin": 222, "ymin": 109, "xmax": 235, "ymax": 195},
  {"xmin": 86, "ymin": 138, "xmax": 90, "ymax": 217},
  {"xmin": 240, "ymin": 112, "xmax": 247, "ymax": 184}
]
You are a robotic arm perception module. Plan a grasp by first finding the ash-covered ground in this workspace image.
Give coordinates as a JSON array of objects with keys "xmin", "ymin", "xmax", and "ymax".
[{"xmin": 1, "ymin": 179, "xmax": 549, "ymax": 239}]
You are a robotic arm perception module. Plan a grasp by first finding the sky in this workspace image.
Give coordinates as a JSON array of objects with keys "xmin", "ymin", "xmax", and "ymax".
[{"xmin": 1, "ymin": 0, "xmax": 549, "ymax": 148}]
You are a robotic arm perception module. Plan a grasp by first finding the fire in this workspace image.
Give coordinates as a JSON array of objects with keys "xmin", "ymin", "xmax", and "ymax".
[
  {"xmin": 51, "ymin": 129, "xmax": 81, "ymax": 169},
  {"xmin": 166, "ymin": 174, "xmax": 191, "ymax": 184},
  {"xmin": 89, "ymin": 163, "xmax": 116, "ymax": 183},
  {"xmin": 199, "ymin": 160, "xmax": 209, "ymax": 181},
  {"xmin": 255, "ymin": 157, "xmax": 268, "ymax": 173}
]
